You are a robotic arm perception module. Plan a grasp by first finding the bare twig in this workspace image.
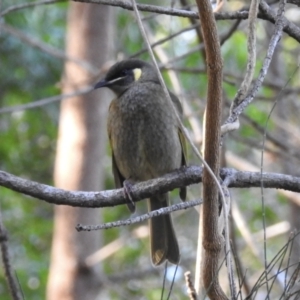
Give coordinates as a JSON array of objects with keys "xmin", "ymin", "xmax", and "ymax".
[
  {"xmin": 259, "ymin": 0, "xmax": 300, "ymax": 43},
  {"xmin": 130, "ymin": 23, "xmax": 200, "ymax": 58},
  {"xmin": 1, "ymin": 0, "xmax": 64, "ymax": 16},
  {"xmin": 258, "ymin": 2, "xmax": 287, "ymax": 298},
  {"xmin": 0, "ymin": 86, "xmax": 93, "ymax": 114},
  {"xmin": 245, "ymin": 231, "xmax": 300, "ymax": 299},
  {"xmin": 69, "ymin": 0, "xmax": 300, "ymax": 42},
  {"xmin": 230, "ymin": 0, "xmax": 260, "ymax": 113},
  {"xmin": 220, "ymin": 19, "xmax": 242, "ymax": 46},
  {"xmin": 185, "ymin": 271, "xmax": 198, "ymax": 300},
  {"xmin": 179, "ymin": 0, "xmax": 206, "ymax": 65},
  {"xmin": 2, "ymin": 23, "xmax": 97, "ymax": 74},
  {"xmin": 231, "ymin": 240, "xmax": 251, "ymax": 299},
  {"xmin": 76, "ymin": 199, "xmax": 201, "ymax": 231},
  {"xmin": 2, "ymin": 0, "xmax": 299, "ymax": 44},
  {"xmin": 74, "ymin": 0, "xmax": 199, "ymax": 18},
  {"xmin": 0, "ymin": 210, "xmax": 23, "ymax": 300},
  {"xmin": 223, "ymin": 0, "xmax": 286, "ymax": 128}
]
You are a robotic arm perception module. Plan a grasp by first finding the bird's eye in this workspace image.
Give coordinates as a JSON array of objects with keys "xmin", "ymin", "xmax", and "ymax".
[{"xmin": 121, "ymin": 69, "xmax": 130, "ymax": 76}]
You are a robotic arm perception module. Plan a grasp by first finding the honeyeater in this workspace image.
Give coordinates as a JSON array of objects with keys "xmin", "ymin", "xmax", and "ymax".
[{"xmin": 94, "ymin": 59, "xmax": 187, "ymax": 266}]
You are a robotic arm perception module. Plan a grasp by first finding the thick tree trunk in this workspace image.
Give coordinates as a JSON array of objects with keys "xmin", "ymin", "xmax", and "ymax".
[{"xmin": 46, "ymin": 3, "xmax": 114, "ymax": 300}]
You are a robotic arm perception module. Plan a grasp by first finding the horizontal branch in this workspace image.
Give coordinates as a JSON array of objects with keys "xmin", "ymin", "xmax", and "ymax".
[
  {"xmin": 2, "ymin": 23, "xmax": 97, "ymax": 75},
  {"xmin": 0, "ymin": 167, "xmax": 300, "ymax": 208},
  {"xmin": 1, "ymin": 0, "xmax": 65, "ymax": 16},
  {"xmin": 0, "ymin": 86, "xmax": 93, "ymax": 114},
  {"xmin": 2, "ymin": 0, "xmax": 300, "ymax": 42},
  {"xmin": 71, "ymin": 0, "xmax": 300, "ymax": 42}
]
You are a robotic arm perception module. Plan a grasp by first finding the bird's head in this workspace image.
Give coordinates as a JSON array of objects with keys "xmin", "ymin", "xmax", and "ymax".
[{"xmin": 94, "ymin": 59, "xmax": 158, "ymax": 95}]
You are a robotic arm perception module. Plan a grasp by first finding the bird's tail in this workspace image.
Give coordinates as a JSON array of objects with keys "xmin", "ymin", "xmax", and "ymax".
[{"xmin": 148, "ymin": 194, "xmax": 180, "ymax": 266}]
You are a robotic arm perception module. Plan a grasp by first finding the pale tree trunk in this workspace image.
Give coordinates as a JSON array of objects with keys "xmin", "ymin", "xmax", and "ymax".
[{"xmin": 46, "ymin": 3, "xmax": 114, "ymax": 300}]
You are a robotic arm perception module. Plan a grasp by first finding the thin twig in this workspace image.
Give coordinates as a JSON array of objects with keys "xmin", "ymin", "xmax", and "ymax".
[
  {"xmin": 166, "ymin": 264, "xmax": 179, "ymax": 300},
  {"xmin": 69, "ymin": 0, "xmax": 300, "ymax": 42},
  {"xmin": 2, "ymin": 23, "xmax": 97, "ymax": 74},
  {"xmin": 245, "ymin": 231, "xmax": 300, "ymax": 299},
  {"xmin": 0, "ymin": 86, "xmax": 93, "ymax": 114},
  {"xmin": 223, "ymin": 0, "xmax": 286, "ymax": 128},
  {"xmin": 220, "ymin": 19, "xmax": 242, "ymax": 46},
  {"xmin": 76, "ymin": 199, "xmax": 202, "ymax": 231},
  {"xmin": 185, "ymin": 271, "xmax": 198, "ymax": 300},
  {"xmin": 0, "ymin": 210, "xmax": 23, "ymax": 300},
  {"xmin": 231, "ymin": 0, "xmax": 260, "ymax": 111},
  {"xmin": 284, "ymin": 231, "xmax": 296, "ymax": 294},
  {"xmin": 1, "ymin": 0, "xmax": 64, "ymax": 16},
  {"xmin": 258, "ymin": 2, "xmax": 287, "ymax": 299},
  {"xmin": 130, "ymin": 23, "xmax": 200, "ymax": 58}
]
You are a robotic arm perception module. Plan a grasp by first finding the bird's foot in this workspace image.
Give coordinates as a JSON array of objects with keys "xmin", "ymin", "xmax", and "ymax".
[{"xmin": 123, "ymin": 179, "xmax": 136, "ymax": 213}]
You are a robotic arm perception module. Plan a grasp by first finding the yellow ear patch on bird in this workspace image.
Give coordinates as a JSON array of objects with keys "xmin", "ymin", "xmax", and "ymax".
[{"xmin": 133, "ymin": 68, "xmax": 142, "ymax": 81}]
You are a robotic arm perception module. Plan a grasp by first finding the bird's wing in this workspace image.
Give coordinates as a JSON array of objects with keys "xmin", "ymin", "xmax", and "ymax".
[
  {"xmin": 111, "ymin": 152, "xmax": 125, "ymax": 188},
  {"xmin": 178, "ymin": 126, "xmax": 187, "ymax": 201},
  {"xmin": 178, "ymin": 126, "xmax": 187, "ymax": 168},
  {"xmin": 169, "ymin": 91, "xmax": 187, "ymax": 201},
  {"xmin": 169, "ymin": 90, "xmax": 187, "ymax": 167},
  {"xmin": 108, "ymin": 100, "xmax": 125, "ymax": 189}
]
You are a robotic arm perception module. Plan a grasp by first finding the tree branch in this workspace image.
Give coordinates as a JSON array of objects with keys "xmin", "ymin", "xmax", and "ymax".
[
  {"xmin": 76, "ymin": 199, "xmax": 202, "ymax": 231},
  {"xmin": 1, "ymin": 23, "xmax": 97, "ymax": 75},
  {"xmin": 1, "ymin": 0, "xmax": 65, "ymax": 16},
  {"xmin": 1, "ymin": 167, "xmax": 300, "ymax": 208},
  {"xmin": 0, "ymin": 86, "xmax": 93, "ymax": 114},
  {"xmin": 0, "ymin": 210, "xmax": 23, "ymax": 300},
  {"xmin": 70, "ymin": 0, "xmax": 300, "ymax": 42},
  {"xmin": 195, "ymin": 0, "xmax": 227, "ymax": 297},
  {"xmin": 231, "ymin": 0, "xmax": 259, "ymax": 109},
  {"xmin": 2, "ymin": 0, "xmax": 300, "ymax": 42},
  {"xmin": 223, "ymin": 1, "xmax": 286, "ymax": 128}
]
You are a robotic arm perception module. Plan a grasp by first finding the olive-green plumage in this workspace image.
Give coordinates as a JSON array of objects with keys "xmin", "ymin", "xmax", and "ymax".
[{"xmin": 95, "ymin": 59, "xmax": 187, "ymax": 266}]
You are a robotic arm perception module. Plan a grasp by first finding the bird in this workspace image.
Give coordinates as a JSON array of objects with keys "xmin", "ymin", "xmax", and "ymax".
[{"xmin": 94, "ymin": 59, "xmax": 187, "ymax": 266}]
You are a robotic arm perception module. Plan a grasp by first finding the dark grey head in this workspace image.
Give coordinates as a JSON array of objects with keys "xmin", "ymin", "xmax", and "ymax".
[{"xmin": 94, "ymin": 59, "xmax": 159, "ymax": 95}]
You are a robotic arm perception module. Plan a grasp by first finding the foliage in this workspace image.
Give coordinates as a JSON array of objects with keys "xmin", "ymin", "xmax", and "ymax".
[{"xmin": 0, "ymin": 1, "xmax": 67, "ymax": 299}]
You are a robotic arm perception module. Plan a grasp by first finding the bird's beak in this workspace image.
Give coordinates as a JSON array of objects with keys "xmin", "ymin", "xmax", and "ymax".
[
  {"xmin": 94, "ymin": 76, "xmax": 126, "ymax": 90},
  {"xmin": 94, "ymin": 79, "xmax": 108, "ymax": 90}
]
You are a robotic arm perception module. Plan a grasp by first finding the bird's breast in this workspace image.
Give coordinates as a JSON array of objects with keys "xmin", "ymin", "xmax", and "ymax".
[{"xmin": 108, "ymin": 84, "xmax": 181, "ymax": 181}]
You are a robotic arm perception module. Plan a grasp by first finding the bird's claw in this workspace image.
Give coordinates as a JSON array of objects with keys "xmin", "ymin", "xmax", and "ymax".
[{"xmin": 123, "ymin": 179, "xmax": 136, "ymax": 213}]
